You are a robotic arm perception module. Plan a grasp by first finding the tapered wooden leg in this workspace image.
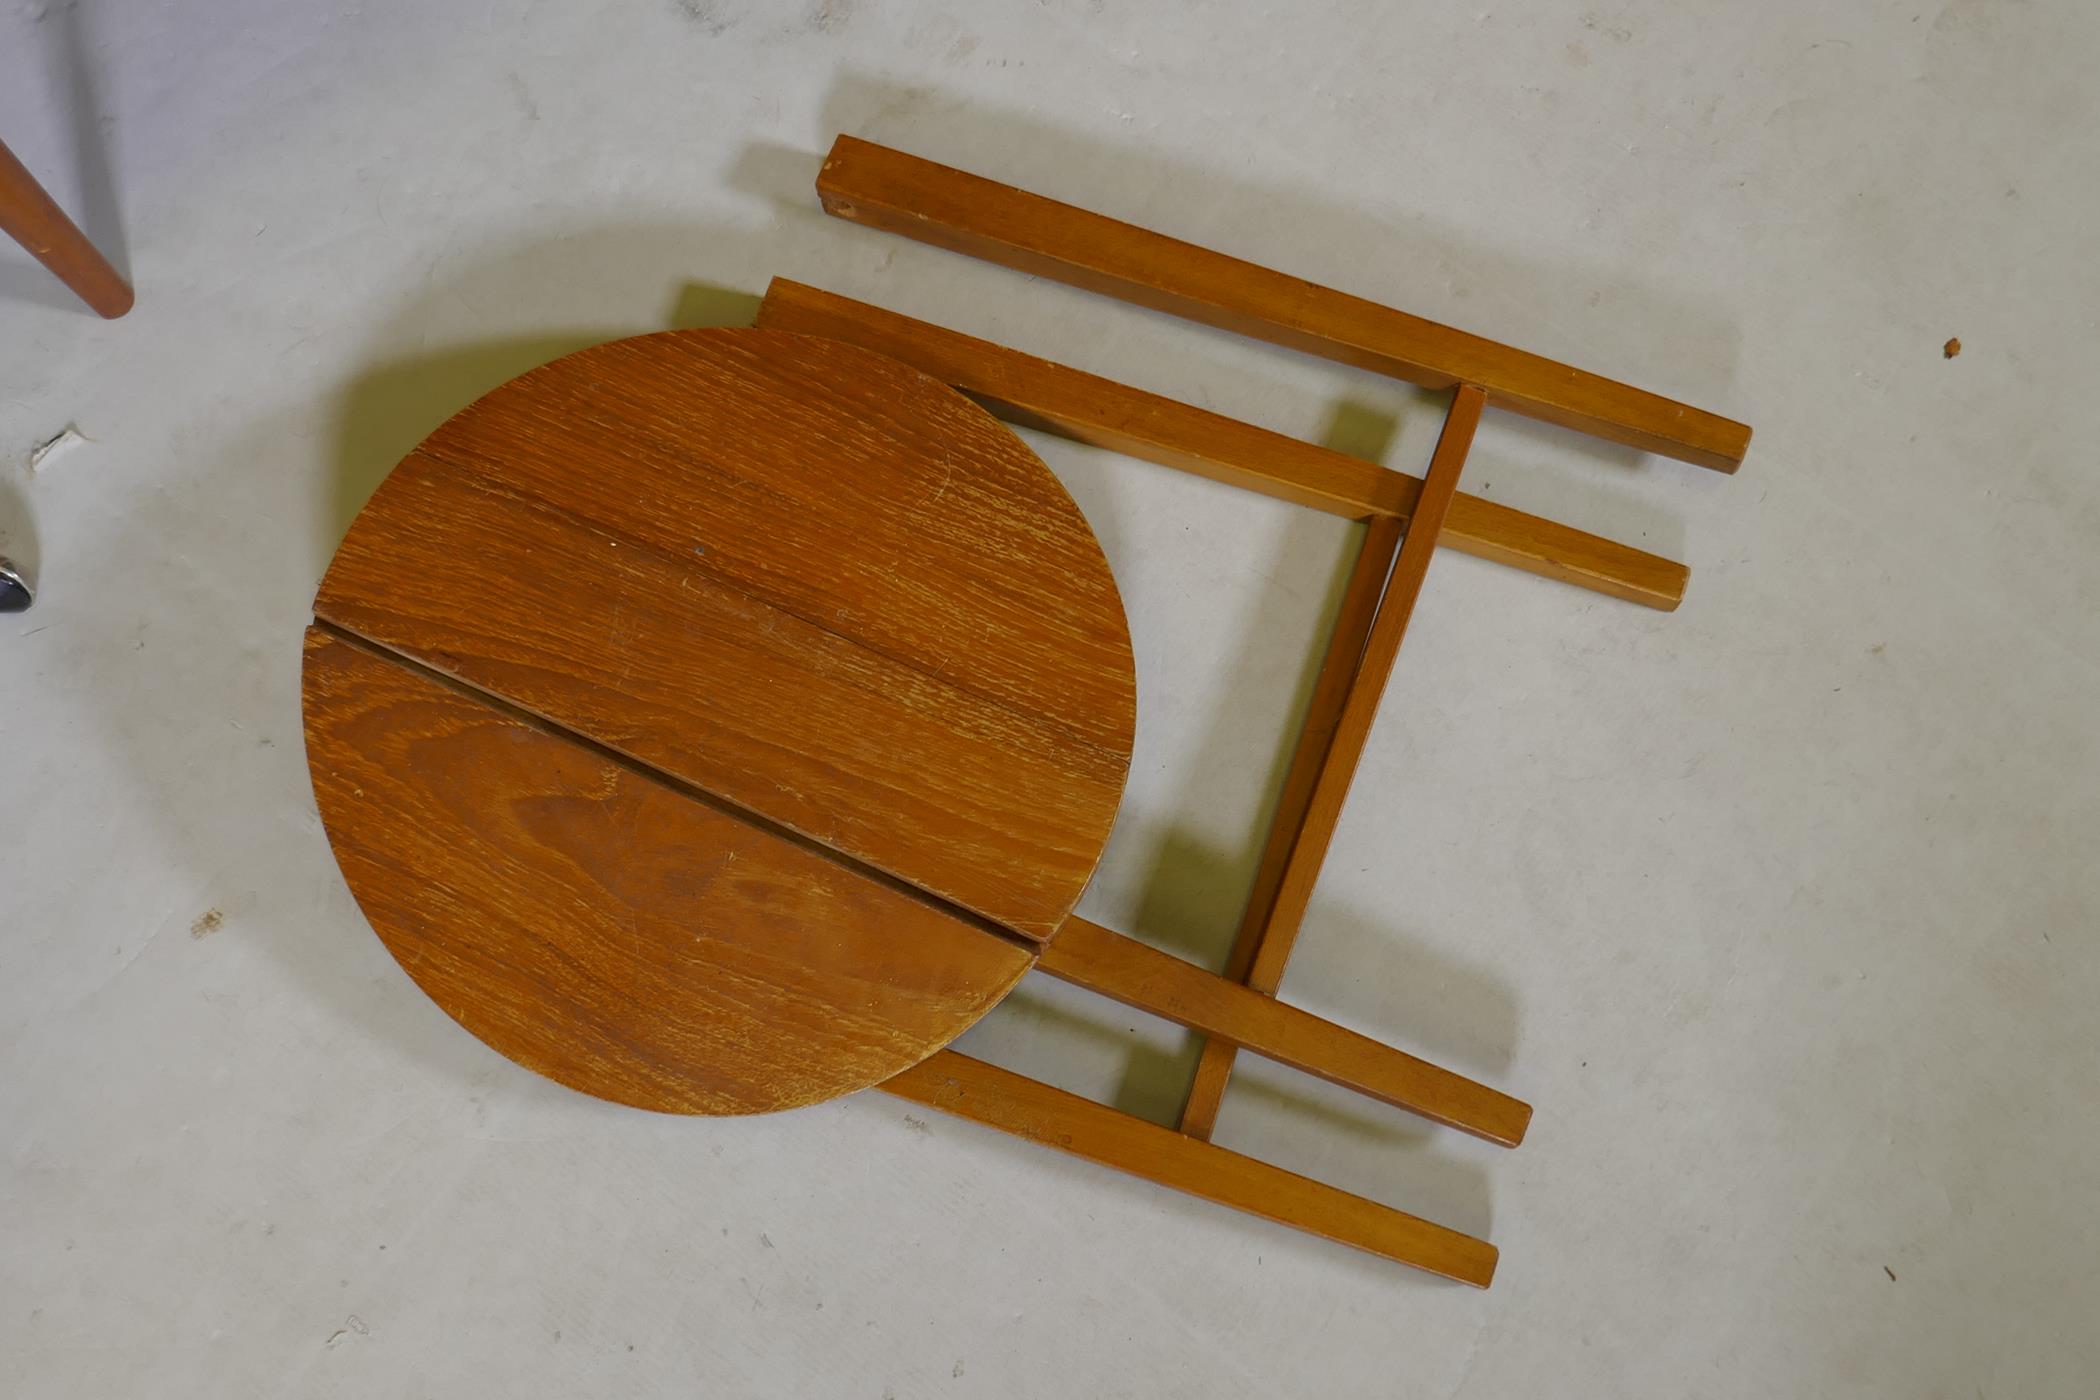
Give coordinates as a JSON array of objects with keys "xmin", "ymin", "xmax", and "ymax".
[
  {"xmin": 1172, "ymin": 512, "xmax": 1400, "ymax": 1139},
  {"xmin": 1037, "ymin": 915, "xmax": 1529, "ymax": 1146},
  {"xmin": 0, "ymin": 137, "xmax": 132, "ymax": 318},
  {"xmin": 1179, "ymin": 387, "xmax": 1486, "ymax": 1138},
  {"xmin": 880, "ymin": 1050, "xmax": 1498, "ymax": 1286}
]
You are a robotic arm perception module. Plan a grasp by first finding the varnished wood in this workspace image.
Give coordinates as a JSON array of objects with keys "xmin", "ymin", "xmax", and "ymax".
[
  {"xmin": 756, "ymin": 279, "xmax": 1687, "ymax": 610},
  {"xmin": 1037, "ymin": 916, "xmax": 1529, "ymax": 1146},
  {"xmin": 815, "ymin": 135, "xmax": 1749, "ymax": 473},
  {"xmin": 396, "ymin": 328, "xmax": 1134, "ymax": 755},
  {"xmin": 1181, "ymin": 388, "xmax": 1484, "ymax": 1138},
  {"xmin": 881, "ymin": 1050, "xmax": 1498, "ymax": 1286},
  {"xmin": 0, "ymin": 136, "xmax": 132, "ymax": 318},
  {"xmin": 303, "ymin": 628, "xmax": 1034, "ymax": 1113},
  {"xmin": 307, "ymin": 328, "xmax": 1135, "ymax": 1115},
  {"xmin": 316, "ymin": 329, "xmax": 1133, "ymax": 942},
  {"xmin": 306, "ymin": 325, "xmax": 1525, "ymax": 1273},
  {"xmin": 1177, "ymin": 514, "xmax": 1402, "ymax": 1139}
]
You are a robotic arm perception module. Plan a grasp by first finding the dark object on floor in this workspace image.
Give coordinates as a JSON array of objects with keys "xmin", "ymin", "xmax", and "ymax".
[{"xmin": 0, "ymin": 558, "xmax": 31, "ymax": 612}]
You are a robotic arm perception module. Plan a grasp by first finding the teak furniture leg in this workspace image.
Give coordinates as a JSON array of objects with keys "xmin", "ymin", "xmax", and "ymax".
[
  {"xmin": 880, "ymin": 1050, "xmax": 1499, "ymax": 1287},
  {"xmin": 0, "ymin": 137, "xmax": 132, "ymax": 319},
  {"xmin": 755, "ymin": 278, "xmax": 1689, "ymax": 610},
  {"xmin": 813, "ymin": 136, "xmax": 1748, "ymax": 472},
  {"xmin": 1174, "ymin": 511, "xmax": 1401, "ymax": 1137},
  {"xmin": 1181, "ymin": 387, "xmax": 1484, "ymax": 1138},
  {"xmin": 1037, "ymin": 915, "xmax": 1529, "ymax": 1146}
]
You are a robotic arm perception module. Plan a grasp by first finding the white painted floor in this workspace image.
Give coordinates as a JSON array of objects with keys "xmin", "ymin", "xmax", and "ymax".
[{"xmin": 5, "ymin": 1, "xmax": 2096, "ymax": 1394}]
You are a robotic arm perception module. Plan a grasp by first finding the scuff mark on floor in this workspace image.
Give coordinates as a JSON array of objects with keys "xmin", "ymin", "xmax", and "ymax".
[
  {"xmin": 671, "ymin": 0, "xmax": 737, "ymax": 36},
  {"xmin": 28, "ymin": 424, "xmax": 91, "ymax": 473}
]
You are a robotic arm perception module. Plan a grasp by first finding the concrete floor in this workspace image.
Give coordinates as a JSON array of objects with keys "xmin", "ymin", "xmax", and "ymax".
[{"xmin": 5, "ymin": 1, "xmax": 2096, "ymax": 1395}]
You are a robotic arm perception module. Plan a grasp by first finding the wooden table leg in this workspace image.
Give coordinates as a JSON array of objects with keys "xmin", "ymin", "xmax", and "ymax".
[
  {"xmin": 881, "ymin": 1049, "xmax": 1499, "ymax": 1286},
  {"xmin": 1037, "ymin": 915, "xmax": 1529, "ymax": 1146},
  {"xmin": 814, "ymin": 135, "xmax": 1749, "ymax": 472},
  {"xmin": 1167, "ymin": 511, "xmax": 1398, "ymax": 1136},
  {"xmin": 0, "ymin": 137, "xmax": 132, "ymax": 319},
  {"xmin": 1179, "ymin": 386, "xmax": 1485, "ymax": 1139}
]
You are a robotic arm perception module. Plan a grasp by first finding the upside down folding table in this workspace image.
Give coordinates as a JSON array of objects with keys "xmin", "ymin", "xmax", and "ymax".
[{"xmin": 302, "ymin": 137, "xmax": 1747, "ymax": 1287}]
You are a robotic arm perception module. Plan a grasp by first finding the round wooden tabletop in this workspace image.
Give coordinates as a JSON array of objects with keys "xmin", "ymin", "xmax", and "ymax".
[{"xmin": 304, "ymin": 328, "xmax": 1136, "ymax": 1114}]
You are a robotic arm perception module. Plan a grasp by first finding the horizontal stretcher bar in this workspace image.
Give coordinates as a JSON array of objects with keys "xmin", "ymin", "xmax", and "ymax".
[
  {"xmin": 757, "ymin": 278, "xmax": 1689, "ymax": 610},
  {"xmin": 881, "ymin": 1049, "xmax": 1500, "ymax": 1286},
  {"xmin": 814, "ymin": 135, "xmax": 1750, "ymax": 473}
]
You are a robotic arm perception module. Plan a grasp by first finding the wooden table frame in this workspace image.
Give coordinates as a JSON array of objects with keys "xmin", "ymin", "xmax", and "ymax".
[
  {"xmin": 763, "ymin": 280, "xmax": 1513, "ymax": 1284},
  {"xmin": 751, "ymin": 137, "xmax": 1742, "ymax": 1286}
]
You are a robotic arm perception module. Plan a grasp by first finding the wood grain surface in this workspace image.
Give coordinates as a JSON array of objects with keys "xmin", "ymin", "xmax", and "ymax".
[
  {"xmin": 316, "ymin": 329, "xmax": 1133, "ymax": 942},
  {"xmin": 1181, "ymin": 388, "xmax": 1484, "ymax": 1137},
  {"xmin": 1038, "ymin": 916, "xmax": 1530, "ymax": 1145},
  {"xmin": 757, "ymin": 279, "xmax": 1688, "ymax": 610},
  {"xmin": 396, "ymin": 329, "xmax": 1134, "ymax": 753},
  {"xmin": 882, "ymin": 1050, "xmax": 1499, "ymax": 1286},
  {"xmin": 303, "ymin": 629, "xmax": 1034, "ymax": 1114},
  {"xmin": 816, "ymin": 135, "xmax": 1749, "ymax": 473}
]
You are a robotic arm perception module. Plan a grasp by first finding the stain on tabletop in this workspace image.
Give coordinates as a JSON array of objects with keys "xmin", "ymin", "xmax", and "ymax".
[{"xmin": 190, "ymin": 909, "xmax": 224, "ymax": 938}]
